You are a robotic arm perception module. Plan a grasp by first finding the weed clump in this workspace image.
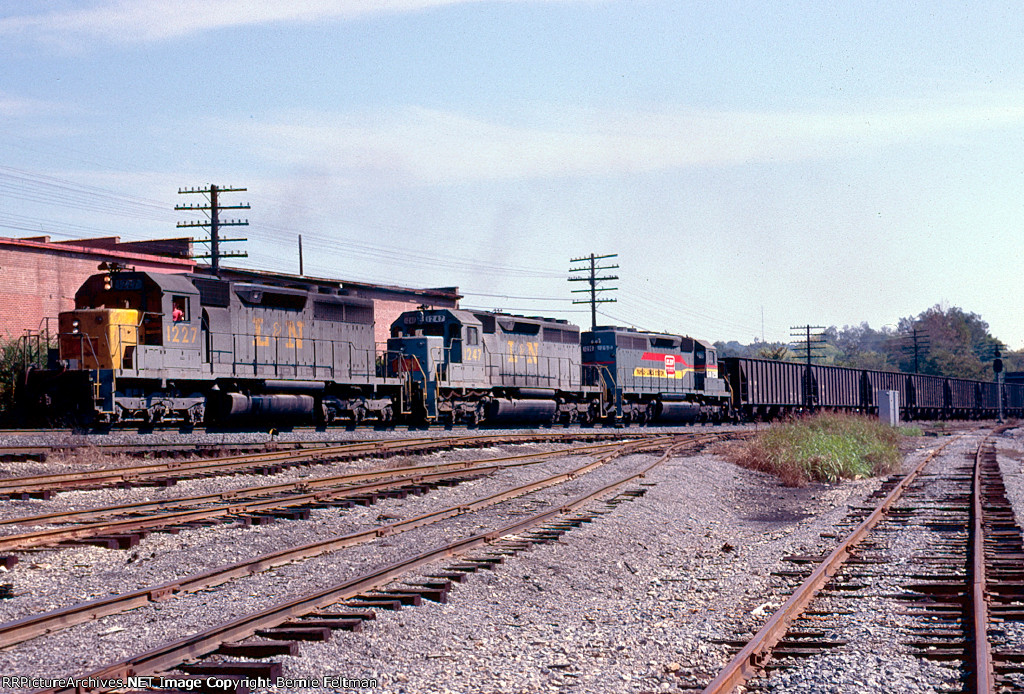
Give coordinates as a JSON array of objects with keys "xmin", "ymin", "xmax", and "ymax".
[{"xmin": 736, "ymin": 413, "xmax": 904, "ymax": 487}]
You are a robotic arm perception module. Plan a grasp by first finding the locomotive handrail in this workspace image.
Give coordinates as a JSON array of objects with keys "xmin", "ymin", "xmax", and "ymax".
[{"xmin": 212, "ymin": 330, "xmax": 379, "ymax": 382}]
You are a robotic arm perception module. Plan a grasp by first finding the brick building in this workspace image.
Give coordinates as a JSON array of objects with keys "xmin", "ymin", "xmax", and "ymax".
[
  {"xmin": 0, "ymin": 236, "xmax": 196, "ymax": 339},
  {"xmin": 0, "ymin": 235, "xmax": 460, "ymax": 346}
]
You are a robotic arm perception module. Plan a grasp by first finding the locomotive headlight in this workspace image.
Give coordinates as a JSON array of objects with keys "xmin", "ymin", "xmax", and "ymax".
[{"xmin": 71, "ymin": 319, "xmax": 80, "ymax": 334}]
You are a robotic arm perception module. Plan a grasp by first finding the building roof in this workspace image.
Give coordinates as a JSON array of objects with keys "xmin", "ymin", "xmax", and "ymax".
[
  {"xmin": 1, "ymin": 235, "xmax": 196, "ymax": 270},
  {"xmin": 4, "ymin": 234, "xmax": 460, "ymax": 304}
]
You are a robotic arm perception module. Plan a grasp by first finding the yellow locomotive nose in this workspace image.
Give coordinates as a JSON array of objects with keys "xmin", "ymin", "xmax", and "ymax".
[{"xmin": 58, "ymin": 308, "xmax": 140, "ymax": 370}]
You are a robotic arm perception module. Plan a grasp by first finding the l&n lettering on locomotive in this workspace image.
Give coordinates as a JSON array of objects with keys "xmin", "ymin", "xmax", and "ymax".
[
  {"xmin": 506, "ymin": 340, "xmax": 539, "ymax": 365},
  {"xmin": 252, "ymin": 317, "xmax": 305, "ymax": 349},
  {"xmin": 286, "ymin": 320, "xmax": 304, "ymax": 349},
  {"xmin": 253, "ymin": 317, "xmax": 269, "ymax": 347}
]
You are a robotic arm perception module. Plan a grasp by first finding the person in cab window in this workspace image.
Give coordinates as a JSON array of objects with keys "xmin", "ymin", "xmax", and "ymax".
[{"xmin": 172, "ymin": 300, "xmax": 185, "ymax": 322}]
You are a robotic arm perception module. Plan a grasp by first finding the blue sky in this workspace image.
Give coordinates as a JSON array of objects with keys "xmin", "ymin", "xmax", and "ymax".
[{"xmin": 2, "ymin": 1, "xmax": 1023, "ymax": 349}]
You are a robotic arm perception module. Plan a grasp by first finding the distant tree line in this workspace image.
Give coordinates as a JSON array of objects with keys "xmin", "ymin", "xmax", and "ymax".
[{"xmin": 714, "ymin": 304, "xmax": 1020, "ymax": 380}]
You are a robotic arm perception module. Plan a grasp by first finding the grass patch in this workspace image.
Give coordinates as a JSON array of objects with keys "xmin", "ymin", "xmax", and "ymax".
[{"xmin": 736, "ymin": 413, "xmax": 903, "ymax": 487}]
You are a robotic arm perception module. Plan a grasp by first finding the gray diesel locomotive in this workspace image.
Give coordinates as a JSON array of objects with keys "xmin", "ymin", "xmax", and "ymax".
[
  {"xmin": 33, "ymin": 269, "xmax": 398, "ymax": 425},
  {"xmin": 26, "ymin": 269, "xmax": 728, "ymax": 426}
]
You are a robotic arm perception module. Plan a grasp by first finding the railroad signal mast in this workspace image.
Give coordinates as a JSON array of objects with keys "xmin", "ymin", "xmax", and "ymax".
[
  {"xmin": 569, "ymin": 253, "xmax": 619, "ymax": 330},
  {"xmin": 988, "ymin": 342, "xmax": 1006, "ymax": 424},
  {"xmin": 790, "ymin": 325, "xmax": 827, "ymax": 409},
  {"xmin": 176, "ymin": 185, "xmax": 250, "ymax": 275}
]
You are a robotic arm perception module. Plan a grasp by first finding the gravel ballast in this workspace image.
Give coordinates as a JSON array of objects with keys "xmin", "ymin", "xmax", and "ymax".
[{"xmin": 0, "ymin": 427, "xmax": 959, "ymax": 694}]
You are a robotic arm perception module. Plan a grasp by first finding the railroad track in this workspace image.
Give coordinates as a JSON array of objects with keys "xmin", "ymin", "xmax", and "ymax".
[
  {"xmin": 0, "ymin": 431, "xmax": 659, "ymax": 497},
  {"xmin": 0, "ymin": 439, "xmax": 639, "ymax": 554},
  {"xmin": 700, "ymin": 427, "xmax": 1024, "ymax": 693},
  {"xmin": 4, "ymin": 433, "xmax": 726, "ymax": 692},
  {"xmin": 0, "ymin": 425, "xmax": 729, "ymax": 463}
]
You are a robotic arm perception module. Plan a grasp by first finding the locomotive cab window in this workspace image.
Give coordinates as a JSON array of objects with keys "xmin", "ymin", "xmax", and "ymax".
[
  {"xmin": 466, "ymin": 326, "xmax": 479, "ymax": 345},
  {"xmin": 171, "ymin": 296, "xmax": 188, "ymax": 322}
]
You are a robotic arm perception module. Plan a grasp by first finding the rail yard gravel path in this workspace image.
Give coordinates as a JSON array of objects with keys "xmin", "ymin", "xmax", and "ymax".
[
  {"xmin": 0, "ymin": 443, "xmax": 613, "ymax": 622},
  {"xmin": 256, "ymin": 438, "xmax": 943, "ymax": 694},
  {"xmin": 0, "ymin": 430, "xmax": 954, "ymax": 694}
]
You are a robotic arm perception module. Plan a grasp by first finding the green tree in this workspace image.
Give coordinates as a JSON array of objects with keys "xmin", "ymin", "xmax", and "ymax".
[
  {"xmin": 755, "ymin": 343, "xmax": 792, "ymax": 360},
  {"xmin": 895, "ymin": 305, "xmax": 996, "ymax": 379}
]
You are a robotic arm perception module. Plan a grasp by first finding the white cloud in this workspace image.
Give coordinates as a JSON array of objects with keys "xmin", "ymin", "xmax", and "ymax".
[
  {"xmin": 0, "ymin": 91, "xmax": 53, "ymax": 117},
  {"xmin": 230, "ymin": 97, "xmax": 1024, "ymax": 185},
  {"xmin": 0, "ymin": 0, "xmax": 587, "ymax": 44}
]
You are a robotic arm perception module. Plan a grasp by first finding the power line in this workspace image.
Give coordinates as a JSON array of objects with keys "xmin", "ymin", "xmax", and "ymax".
[
  {"xmin": 258, "ymin": 220, "xmax": 564, "ymax": 279},
  {"xmin": 461, "ymin": 304, "xmax": 587, "ymax": 315},
  {"xmin": 461, "ymin": 290, "xmax": 566, "ymax": 301},
  {"xmin": 790, "ymin": 325, "xmax": 827, "ymax": 409},
  {"xmin": 176, "ymin": 185, "xmax": 249, "ymax": 275},
  {"xmin": 569, "ymin": 252, "xmax": 619, "ymax": 330}
]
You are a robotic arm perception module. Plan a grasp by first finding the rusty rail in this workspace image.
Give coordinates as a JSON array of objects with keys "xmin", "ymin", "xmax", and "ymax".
[
  {"xmin": 700, "ymin": 434, "xmax": 964, "ymax": 694},
  {"xmin": 971, "ymin": 441, "xmax": 995, "ymax": 693},
  {"xmin": 5, "ymin": 435, "xmax": 703, "ymax": 650},
  {"xmin": 0, "ymin": 431, "xmax": 664, "ymax": 496},
  {"xmin": 0, "ymin": 440, "xmax": 635, "ymax": 551},
  {"xmin": 31, "ymin": 436, "xmax": 695, "ymax": 693}
]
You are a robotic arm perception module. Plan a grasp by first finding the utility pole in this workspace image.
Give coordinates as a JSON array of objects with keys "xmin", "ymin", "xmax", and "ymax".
[
  {"xmin": 906, "ymin": 328, "xmax": 929, "ymax": 373},
  {"xmin": 176, "ymin": 184, "xmax": 250, "ymax": 275},
  {"xmin": 569, "ymin": 253, "xmax": 619, "ymax": 330},
  {"xmin": 790, "ymin": 325, "xmax": 827, "ymax": 409}
]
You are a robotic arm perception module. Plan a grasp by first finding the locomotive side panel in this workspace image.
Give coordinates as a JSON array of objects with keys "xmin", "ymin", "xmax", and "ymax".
[
  {"xmin": 389, "ymin": 309, "xmax": 588, "ymax": 423},
  {"xmin": 485, "ymin": 316, "xmax": 580, "ymax": 391},
  {"xmin": 199, "ymin": 282, "xmax": 377, "ymax": 385},
  {"xmin": 582, "ymin": 327, "xmax": 728, "ymax": 422}
]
